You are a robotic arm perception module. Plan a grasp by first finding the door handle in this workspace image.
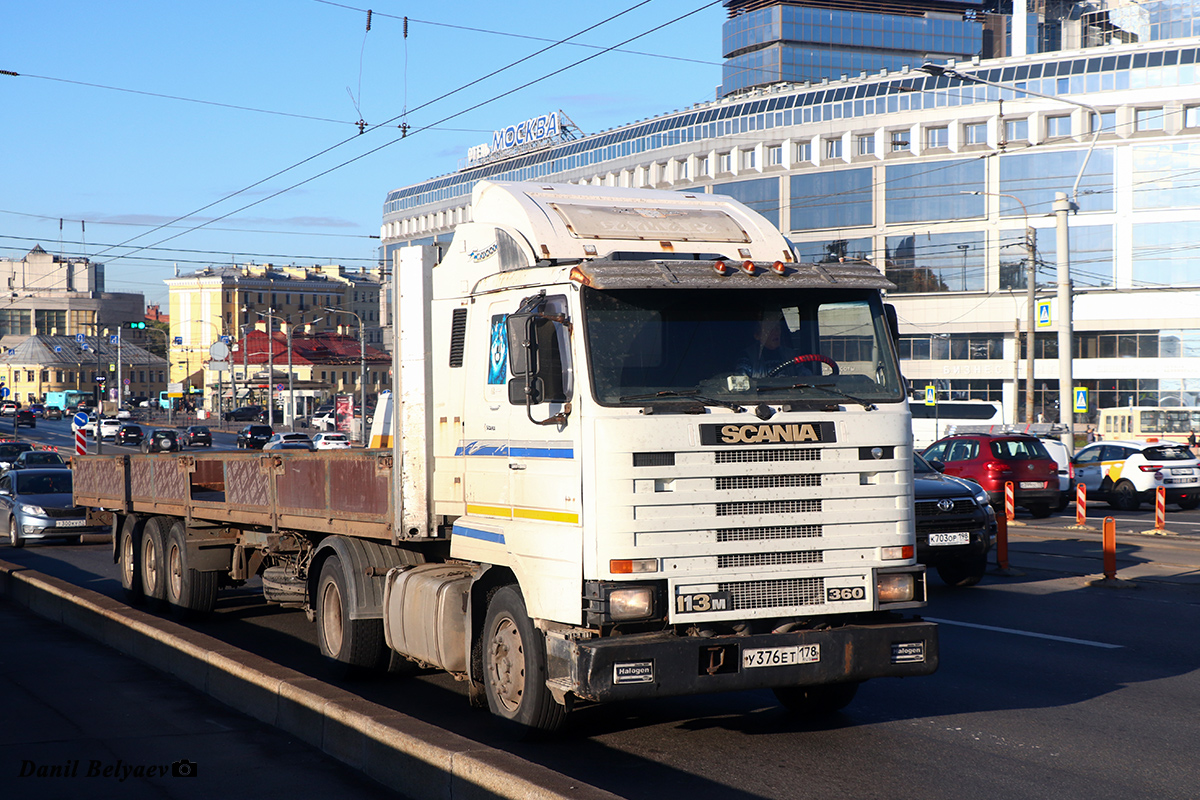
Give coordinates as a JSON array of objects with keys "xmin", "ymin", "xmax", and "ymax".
[{"xmin": 508, "ymin": 462, "xmax": 527, "ymax": 471}]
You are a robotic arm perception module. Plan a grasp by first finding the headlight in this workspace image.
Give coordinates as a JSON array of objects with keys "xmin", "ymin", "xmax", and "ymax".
[
  {"xmin": 877, "ymin": 573, "xmax": 915, "ymax": 603},
  {"xmin": 972, "ymin": 486, "xmax": 991, "ymax": 507},
  {"xmin": 608, "ymin": 587, "xmax": 655, "ymax": 621},
  {"xmin": 20, "ymin": 504, "xmax": 47, "ymax": 517}
]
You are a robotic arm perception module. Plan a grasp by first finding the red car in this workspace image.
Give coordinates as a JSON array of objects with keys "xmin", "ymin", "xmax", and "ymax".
[{"xmin": 922, "ymin": 434, "xmax": 1060, "ymax": 518}]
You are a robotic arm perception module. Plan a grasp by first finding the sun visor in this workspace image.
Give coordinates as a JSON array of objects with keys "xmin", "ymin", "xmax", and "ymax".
[{"xmin": 548, "ymin": 203, "xmax": 751, "ymax": 243}]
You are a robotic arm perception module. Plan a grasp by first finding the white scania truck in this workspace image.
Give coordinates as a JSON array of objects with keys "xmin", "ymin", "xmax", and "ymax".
[{"xmin": 75, "ymin": 180, "xmax": 937, "ymax": 735}]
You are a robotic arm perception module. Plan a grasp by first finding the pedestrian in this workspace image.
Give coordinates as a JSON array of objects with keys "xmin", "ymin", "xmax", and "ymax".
[
  {"xmin": 1086, "ymin": 425, "xmax": 1096, "ymax": 443},
  {"xmin": 1189, "ymin": 429, "xmax": 1197, "ymax": 452}
]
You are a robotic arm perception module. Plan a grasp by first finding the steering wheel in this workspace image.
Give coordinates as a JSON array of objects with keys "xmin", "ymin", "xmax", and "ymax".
[{"xmin": 766, "ymin": 354, "xmax": 839, "ymax": 378}]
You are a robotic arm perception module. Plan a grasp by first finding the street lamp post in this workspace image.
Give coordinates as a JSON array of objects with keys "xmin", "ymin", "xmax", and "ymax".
[
  {"xmin": 922, "ymin": 62, "xmax": 1100, "ymax": 453},
  {"xmin": 325, "ymin": 307, "xmax": 367, "ymax": 445},
  {"xmin": 258, "ymin": 310, "xmax": 321, "ymax": 433},
  {"xmin": 963, "ymin": 190, "xmax": 1037, "ymax": 424}
]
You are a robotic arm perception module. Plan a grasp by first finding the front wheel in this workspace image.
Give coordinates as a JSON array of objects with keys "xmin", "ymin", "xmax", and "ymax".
[
  {"xmin": 1111, "ymin": 480, "xmax": 1140, "ymax": 512},
  {"xmin": 1026, "ymin": 502, "xmax": 1053, "ymax": 519},
  {"xmin": 936, "ymin": 555, "xmax": 987, "ymax": 587},
  {"xmin": 773, "ymin": 681, "xmax": 860, "ymax": 715},
  {"xmin": 482, "ymin": 585, "xmax": 566, "ymax": 737},
  {"xmin": 1177, "ymin": 495, "xmax": 1200, "ymax": 511},
  {"xmin": 8, "ymin": 517, "xmax": 23, "ymax": 548}
]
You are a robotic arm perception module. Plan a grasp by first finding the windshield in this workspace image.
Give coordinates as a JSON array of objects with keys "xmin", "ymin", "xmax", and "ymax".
[
  {"xmin": 16, "ymin": 472, "xmax": 72, "ymax": 495},
  {"xmin": 1144, "ymin": 445, "xmax": 1195, "ymax": 461},
  {"xmin": 582, "ymin": 287, "xmax": 904, "ymax": 406},
  {"xmin": 990, "ymin": 438, "xmax": 1051, "ymax": 460}
]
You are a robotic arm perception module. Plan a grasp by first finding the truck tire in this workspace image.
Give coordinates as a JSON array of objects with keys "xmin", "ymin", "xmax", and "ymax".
[
  {"xmin": 315, "ymin": 555, "xmax": 387, "ymax": 673},
  {"xmin": 118, "ymin": 516, "xmax": 145, "ymax": 605},
  {"xmin": 482, "ymin": 585, "xmax": 566, "ymax": 737},
  {"xmin": 139, "ymin": 516, "xmax": 170, "ymax": 606},
  {"xmin": 773, "ymin": 681, "xmax": 860, "ymax": 715},
  {"xmin": 164, "ymin": 520, "xmax": 218, "ymax": 618}
]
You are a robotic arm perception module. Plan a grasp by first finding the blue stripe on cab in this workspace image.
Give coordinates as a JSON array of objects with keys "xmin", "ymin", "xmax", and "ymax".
[{"xmin": 454, "ymin": 524, "xmax": 506, "ymax": 544}]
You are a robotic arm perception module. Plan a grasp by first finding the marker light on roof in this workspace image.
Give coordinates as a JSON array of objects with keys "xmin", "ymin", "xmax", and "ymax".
[
  {"xmin": 741, "ymin": 260, "xmax": 756, "ymax": 275},
  {"xmin": 771, "ymin": 261, "xmax": 786, "ymax": 275},
  {"xmin": 713, "ymin": 260, "xmax": 730, "ymax": 276}
]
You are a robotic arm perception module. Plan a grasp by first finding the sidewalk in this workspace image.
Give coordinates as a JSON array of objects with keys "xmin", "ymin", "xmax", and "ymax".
[{"xmin": 0, "ymin": 600, "xmax": 398, "ymax": 800}]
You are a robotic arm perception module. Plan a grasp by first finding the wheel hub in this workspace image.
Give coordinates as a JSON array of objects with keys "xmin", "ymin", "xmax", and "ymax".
[{"xmin": 489, "ymin": 618, "xmax": 525, "ymax": 712}]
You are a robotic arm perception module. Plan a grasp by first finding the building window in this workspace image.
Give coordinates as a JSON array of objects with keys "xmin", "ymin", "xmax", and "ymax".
[
  {"xmin": 890, "ymin": 130, "xmax": 910, "ymax": 152},
  {"xmin": 0, "ymin": 309, "xmax": 30, "ymax": 336},
  {"xmin": 857, "ymin": 135, "xmax": 875, "ymax": 156},
  {"xmin": 676, "ymin": 160, "xmax": 690, "ymax": 180},
  {"xmin": 767, "ymin": 145, "xmax": 782, "ymax": 166},
  {"xmin": 796, "ymin": 141, "xmax": 812, "ymax": 162},
  {"xmin": 698, "ymin": 156, "xmax": 710, "ymax": 177},
  {"xmin": 926, "ymin": 126, "xmax": 949, "ymax": 149},
  {"xmin": 741, "ymin": 149, "xmax": 756, "ymax": 170},
  {"xmin": 1185, "ymin": 106, "xmax": 1200, "ymax": 129},
  {"xmin": 1004, "ymin": 118, "xmax": 1029, "ymax": 142},
  {"xmin": 718, "ymin": 152, "xmax": 731, "ymax": 172},
  {"xmin": 1046, "ymin": 115, "xmax": 1071, "ymax": 138},
  {"xmin": 964, "ymin": 122, "xmax": 987, "ymax": 145},
  {"xmin": 1091, "ymin": 110, "xmax": 1117, "ymax": 133},
  {"xmin": 1136, "ymin": 108, "xmax": 1164, "ymax": 131},
  {"xmin": 36, "ymin": 310, "xmax": 67, "ymax": 336},
  {"xmin": 825, "ymin": 138, "xmax": 842, "ymax": 159}
]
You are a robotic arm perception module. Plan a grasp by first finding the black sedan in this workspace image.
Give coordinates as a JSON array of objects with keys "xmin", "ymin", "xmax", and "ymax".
[
  {"xmin": 14, "ymin": 409, "xmax": 35, "ymax": 428},
  {"xmin": 140, "ymin": 429, "xmax": 182, "ymax": 453},
  {"xmin": 913, "ymin": 453, "xmax": 997, "ymax": 587},
  {"xmin": 178, "ymin": 425, "xmax": 212, "ymax": 447},
  {"xmin": 10, "ymin": 450, "xmax": 69, "ymax": 470},
  {"xmin": 42, "ymin": 407, "xmax": 63, "ymax": 420},
  {"xmin": 115, "ymin": 424, "xmax": 144, "ymax": 446},
  {"xmin": 236, "ymin": 424, "xmax": 273, "ymax": 449}
]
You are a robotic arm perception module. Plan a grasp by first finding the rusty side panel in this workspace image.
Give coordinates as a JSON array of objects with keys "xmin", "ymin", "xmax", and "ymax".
[
  {"xmin": 329, "ymin": 454, "xmax": 391, "ymax": 517},
  {"xmin": 72, "ymin": 455, "xmax": 128, "ymax": 508},
  {"xmin": 275, "ymin": 456, "xmax": 328, "ymax": 513},
  {"xmin": 226, "ymin": 457, "xmax": 271, "ymax": 508},
  {"xmin": 192, "ymin": 459, "xmax": 225, "ymax": 494}
]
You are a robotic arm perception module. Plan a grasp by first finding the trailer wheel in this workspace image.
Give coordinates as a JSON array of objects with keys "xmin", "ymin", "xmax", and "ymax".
[
  {"xmin": 773, "ymin": 681, "xmax": 860, "ymax": 715},
  {"xmin": 315, "ymin": 555, "xmax": 386, "ymax": 673},
  {"xmin": 482, "ymin": 585, "xmax": 566, "ymax": 737},
  {"xmin": 164, "ymin": 521, "xmax": 218, "ymax": 618},
  {"xmin": 118, "ymin": 517, "xmax": 145, "ymax": 604},
  {"xmin": 139, "ymin": 516, "xmax": 169, "ymax": 606}
]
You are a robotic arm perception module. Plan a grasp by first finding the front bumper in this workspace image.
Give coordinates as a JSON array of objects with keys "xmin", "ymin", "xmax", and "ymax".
[
  {"xmin": 18, "ymin": 515, "xmax": 105, "ymax": 540},
  {"xmin": 545, "ymin": 618, "xmax": 938, "ymax": 703}
]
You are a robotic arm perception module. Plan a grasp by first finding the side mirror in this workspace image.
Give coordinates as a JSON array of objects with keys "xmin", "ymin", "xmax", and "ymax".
[
  {"xmin": 505, "ymin": 312, "xmax": 570, "ymax": 425},
  {"xmin": 927, "ymin": 459, "xmax": 946, "ymax": 472},
  {"xmin": 884, "ymin": 303, "xmax": 900, "ymax": 345}
]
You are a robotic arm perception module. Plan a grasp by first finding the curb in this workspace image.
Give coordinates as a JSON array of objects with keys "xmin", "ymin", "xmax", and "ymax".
[{"xmin": 0, "ymin": 559, "xmax": 619, "ymax": 800}]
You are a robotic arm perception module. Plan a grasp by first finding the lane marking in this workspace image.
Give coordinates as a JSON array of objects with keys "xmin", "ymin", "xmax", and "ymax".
[{"xmin": 925, "ymin": 617, "xmax": 1123, "ymax": 649}]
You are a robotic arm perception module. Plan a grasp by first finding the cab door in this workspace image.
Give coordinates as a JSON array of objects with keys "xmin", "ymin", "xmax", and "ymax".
[{"xmin": 460, "ymin": 300, "xmax": 516, "ymax": 523}]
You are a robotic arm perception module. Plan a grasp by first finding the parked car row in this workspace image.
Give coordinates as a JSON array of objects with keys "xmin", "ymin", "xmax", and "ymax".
[{"xmin": 921, "ymin": 432, "xmax": 1200, "ymax": 517}]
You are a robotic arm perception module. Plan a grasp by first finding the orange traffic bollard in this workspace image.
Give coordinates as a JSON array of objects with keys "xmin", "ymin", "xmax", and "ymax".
[
  {"xmin": 995, "ymin": 512, "xmax": 1009, "ymax": 571},
  {"xmin": 1103, "ymin": 516, "xmax": 1117, "ymax": 580},
  {"xmin": 1154, "ymin": 486, "xmax": 1166, "ymax": 531},
  {"xmin": 1004, "ymin": 480, "xmax": 1015, "ymax": 521},
  {"xmin": 1075, "ymin": 483, "xmax": 1087, "ymax": 527}
]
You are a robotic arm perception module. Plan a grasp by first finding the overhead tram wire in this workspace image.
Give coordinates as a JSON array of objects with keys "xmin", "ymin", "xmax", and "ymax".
[
  {"xmin": 92, "ymin": 1, "xmax": 723, "ymax": 268},
  {"xmin": 86, "ymin": 0, "xmax": 666, "ymax": 268}
]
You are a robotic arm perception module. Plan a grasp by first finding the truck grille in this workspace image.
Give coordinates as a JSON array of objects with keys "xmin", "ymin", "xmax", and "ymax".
[
  {"xmin": 719, "ymin": 577, "xmax": 824, "ymax": 610},
  {"xmin": 716, "ymin": 474, "xmax": 820, "ymax": 490},
  {"xmin": 717, "ymin": 499, "xmax": 821, "ymax": 516},
  {"xmin": 718, "ymin": 551, "xmax": 822, "ymax": 569},
  {"xmin": 715, "ymin": 448, "xmax": 820, "ymax": 464},
  {"xmin": 716, "ymin": 524, "xmax": 822, "ymax": 542}
]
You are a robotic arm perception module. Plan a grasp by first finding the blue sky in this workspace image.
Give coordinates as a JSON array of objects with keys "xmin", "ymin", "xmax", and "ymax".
[{"xmin": 2, "ymin": 1, "xmax": 726, "ymax": 305}]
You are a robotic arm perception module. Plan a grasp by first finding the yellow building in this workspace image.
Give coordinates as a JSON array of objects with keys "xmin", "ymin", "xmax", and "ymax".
[
  {"xmin": 0, "ymin": 335, "xmax": 167, "ymax": 406},
  {"xmin": 164, "ymin": 264, "xmax": 385, "ymax": 392}
]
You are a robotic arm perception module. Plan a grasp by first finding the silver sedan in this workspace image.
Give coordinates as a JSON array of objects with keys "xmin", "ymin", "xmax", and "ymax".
[{"xmin": 0, "ymin": 468, "xmax": 104, "ymax": 548}]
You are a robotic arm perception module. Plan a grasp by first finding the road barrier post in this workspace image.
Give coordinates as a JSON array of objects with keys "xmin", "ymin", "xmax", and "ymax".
[
  {"xmin": 1141, "ymin": 486, "xmax": 1176, "ymax": 535},
  {"xmin": 995, "ymin": 512, "xmax": 1009, "ymax": 571},
  {"xmin": 1068, "ymin": 483, "xmax": 1093, "ymax": 531},
  {"xmin": 1103, "ymin": 516, "xmax": 1117, "ymax": 580}
]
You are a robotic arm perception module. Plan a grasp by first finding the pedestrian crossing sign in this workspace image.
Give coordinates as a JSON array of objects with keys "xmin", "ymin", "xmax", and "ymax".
[
  {"xmin": 924, "ymin": 384, "xmax": 937, "ymax": 406},
  {"xmin": 1074, "ymin": 387, "xmax": 1088, "ymax": 414},
  {"xmin": 1036, "ymin": 300, "xmax": 1052, "ymax": 328}
]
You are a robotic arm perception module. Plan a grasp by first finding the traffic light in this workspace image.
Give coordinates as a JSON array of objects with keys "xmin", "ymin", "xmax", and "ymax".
[{"xmin": 127, "ymin": 321, "xmax": 146, "ymax": 329}]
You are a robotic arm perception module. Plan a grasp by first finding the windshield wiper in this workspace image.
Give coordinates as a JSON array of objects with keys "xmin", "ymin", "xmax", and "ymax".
[
  {"xmin": 619, "ymin": 390, "xmax": 746, "ymax": 413},
  {"xmin": 755, "ymin": 382, "xmax": 876, "ymax": 411}
]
